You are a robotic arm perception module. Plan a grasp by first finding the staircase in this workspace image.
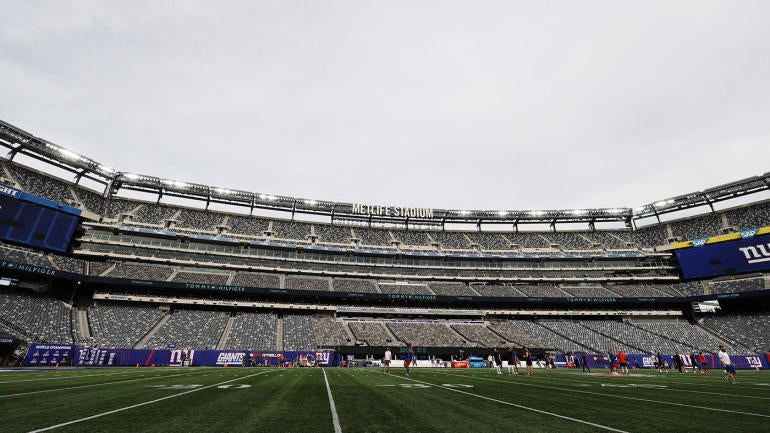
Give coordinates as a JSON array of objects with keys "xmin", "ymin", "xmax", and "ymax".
[
  {"xmin": 134, "ymin": 312, "xmax": 171, "ymax": 348},
  {"xmin": 216, "ymin": 315, "xmax": 236, "ymax": 350},
  {"xmin": 275, "ymin": 317, "xmax": 284, "ymax": 351}
]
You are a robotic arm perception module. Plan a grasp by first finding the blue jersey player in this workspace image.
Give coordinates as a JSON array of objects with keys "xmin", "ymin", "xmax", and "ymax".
[{"xmin": 404, "ymin": 343, "xmax": 415, "ymax": 376}]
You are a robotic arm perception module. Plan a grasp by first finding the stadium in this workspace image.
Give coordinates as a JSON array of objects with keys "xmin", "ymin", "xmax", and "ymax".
[
  {"xmin": 3, "ymin": 2, "xmax": 770, "ymax": 430},
  {"xmin": 0, "ymin": 117, "xmax": 769, "ymax": 432}
]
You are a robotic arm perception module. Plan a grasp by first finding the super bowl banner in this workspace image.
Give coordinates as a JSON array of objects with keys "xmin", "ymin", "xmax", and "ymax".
[
  {"xmin": 23, "ymin": 344, "xmax": 76, "ymax": 366},
  {"xmin": 75, "ymin": 348, "xmax": 170, "ymax": 366}
]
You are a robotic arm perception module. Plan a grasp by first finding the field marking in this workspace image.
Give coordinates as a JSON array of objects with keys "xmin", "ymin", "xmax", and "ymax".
[
  {"xmin": 432, "ymin": 371, "xmax": 770, "ymax": 419},
  {"xmin": 552, "ymin": 370, "xmax": 770, "ymax": 390},
  {"xmin": 503, "ymin": 371, "xmax": 770, "ymax": 400},
  {"xmin": 366, "ymin": 371, "xmax": 629, "ymax": 432},
  {"xmin": 28, "ymin": 370, "xmax": 274, "ymax": 433},
  {"xmin": 0, "ymin": 370, "xmax": 140, "ymax": 384},
  {"xmin": 439, "ymin": 368, "xmax": 770, "ymax": 393},
  {"xmin": 0, "ymin": 369, "xmax": 210, "ymax": 399},
  {"xmin": 323, "ymin": 368, "xmax": 342, "ymax": 433}
]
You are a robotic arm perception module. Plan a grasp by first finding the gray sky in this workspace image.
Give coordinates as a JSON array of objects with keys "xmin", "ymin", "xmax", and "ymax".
[{"xmin": 2, "ymin": 1, "xmax": 769, "ymax": 212}]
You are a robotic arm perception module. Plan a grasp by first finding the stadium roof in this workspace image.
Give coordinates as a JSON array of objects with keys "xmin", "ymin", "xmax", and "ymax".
[{"xmin": 1, "ymin": 118, "xmax": 768, "ymax": 228}]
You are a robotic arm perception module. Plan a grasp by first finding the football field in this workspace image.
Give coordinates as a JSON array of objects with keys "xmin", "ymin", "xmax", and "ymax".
[{"xmin": 2, "ymin": 366, "xmax": 769, "ymax": 432}]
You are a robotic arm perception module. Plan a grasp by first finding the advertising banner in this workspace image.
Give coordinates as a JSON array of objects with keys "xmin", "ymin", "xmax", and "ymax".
[{"xmin": 562, "ymin": 353, "xmax": 768, "ymax": 370}]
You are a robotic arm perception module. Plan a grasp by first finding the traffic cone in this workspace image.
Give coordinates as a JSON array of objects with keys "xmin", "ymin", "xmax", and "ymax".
[
  {"xmin": 223, "ymin": 363, "xmax": 228, "ymax": 368},
  {"xmin": 151, "ymin": 363, "xmax": 156, "ymax": 368}
]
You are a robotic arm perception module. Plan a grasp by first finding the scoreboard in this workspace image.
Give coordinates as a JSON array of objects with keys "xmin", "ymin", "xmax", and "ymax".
[
  {"xmin": 675, "ymin": 232, "xmax": 770, "ymax": 280},
  {"xmin": 0, "ymin": 192, "xmax": 80, "ymax": 253}
]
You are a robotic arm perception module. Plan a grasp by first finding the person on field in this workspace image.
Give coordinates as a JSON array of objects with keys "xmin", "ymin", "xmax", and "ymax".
[
  {"xmin": 524, "ymin": 347, "xmax": 533, "ymax": 376},
  {"xmin": 698, "ymin": 352, "xmax": 709, "ymax": 374},
  {"xmin": 673, "ymin": 352, "xmax": 684, "ymax": 374},
  {"xmin": 607, "ymin": 350, "xmax": 618, "ymax": 374},
  {"xmin": 581, "ymin": 353, "xmax": 591, "ymax": 374},
  {"xmin": 404, "ymin": 343, "xmax": 415, "ymax": 377},
  {"xmin": 617, "ymin": 350, "xmax": 629, "ymax": 376},
  {"xmin": 689, "ymin": 353, "xmax": 700, "ymax": 374},
  {"xmin": 508, "ymin": 347, "xmax": 519, "ymax": 375},
  {"xmin": 492, "ymin": 348, "xmax": 502, "ymax": 375},
  {"xmin": 383, "ymin": 347, "xmax": 392, "ymax": 373},
  {"xmin": 718, "ymin": 345, "xmax": 737, "ymax": 384}
]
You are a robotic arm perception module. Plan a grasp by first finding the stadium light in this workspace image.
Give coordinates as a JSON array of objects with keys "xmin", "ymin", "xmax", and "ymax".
[
  {"xmin": 162, "ymin": 179, "xmax": 187, "ymax": 188},
  {"xmin": 530, "ymin": 210, "xmax": 545, "ymax": 217},
  {"xmin": 304, "ymin": 199, "xmax": 317, "ymax": 206},
  {"xmin": 571, "ymin": 209, "xmax": 587, "ymax": 216},
  {"xmin": 458, "ymin": 210, "xmax": 470, "ymax": 216},
  {"xmin": 59, "ymin": 149, "xmax": 82, "ymax": 161},
  {"xmin": 98, "ymin": 165, "xmax": 115, "ymax": 175},
  {"xmin": 497, "ymin": 210, "xmax": 508, "ymax": 217},
  {"xmin": 214, "ymin": 188, "xmax": 232, "ymax": 195},
  {"xmin": 124, "ymin": 173, "xmax": 139, "ymax": 180}
]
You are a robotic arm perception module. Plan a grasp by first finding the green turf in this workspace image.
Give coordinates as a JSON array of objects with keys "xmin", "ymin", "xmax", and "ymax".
[{"xmin": 1, "ymin": 367, "xmax": 768, "ymax": 432}]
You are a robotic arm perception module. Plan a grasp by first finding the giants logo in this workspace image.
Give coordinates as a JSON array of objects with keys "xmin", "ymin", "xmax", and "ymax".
[
  {"xmin": 738, "ymin": 243, "xmax": 770, "ymax": 264},
  {"xmin": 315, "ymin": 352, "xmax": 331, "ymax": 366},
  {"xmin": 169, "ymin": 350, "xmax": 194, "ymax": 366}
]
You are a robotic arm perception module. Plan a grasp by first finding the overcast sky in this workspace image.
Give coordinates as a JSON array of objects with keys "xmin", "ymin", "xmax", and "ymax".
[{"xmin": 1, "ymin": 1, "xmax": 769, "ymax": 212}]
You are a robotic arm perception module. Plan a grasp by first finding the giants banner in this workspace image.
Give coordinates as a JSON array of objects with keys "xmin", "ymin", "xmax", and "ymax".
[
  {"xmin": 285, "ymin": 351, "xmax": 336, "ymax": 367},
  {"xmin": 676, "ymin": 233, "xmax": 770, "ymax": 280},
  {"xmin": 188, "ymin": 350, "xmax": 249, "ymax": 367},
  {"xmin": 561, "ymin": 353, "xmax": 768, "ymax": 370}
]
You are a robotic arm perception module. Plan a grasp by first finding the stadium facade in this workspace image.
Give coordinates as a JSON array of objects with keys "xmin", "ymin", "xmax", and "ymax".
[{"xmin": 0, "ymin": 119, "xmax": 769, "ymax": 368}]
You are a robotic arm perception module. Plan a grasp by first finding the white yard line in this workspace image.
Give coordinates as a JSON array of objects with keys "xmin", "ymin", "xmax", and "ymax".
[
  {"xmin": 512, "ymin": 371, "xmax": 770, "ymax": 400},
  {"xmin": 27, "ymin": 370, "xmax": 273, "ymax": 433},
  {"xmin": 0, "ymin": 370, "xmax": 138, "ymax": 384},
  {"xmin": 1, "ymin": 369, "xmax": 207, "ymax": 399},
  {"xmin": 322, "ymin": 368, "xmax": 343, "ymax": 433},
  {"xmin": 366, "ymin": 370, "xmax": 629, "ymax": 432},
  {"xmin": 538, "ymin": 370, "xmax": 770, "ymax": 390},
  {"xmin": 431, "ymin": 370, "xmax": 770, "ymax": 419},
  {"xmin": 444, "ymin": 369, "xmax": 770, "ymax": 395}
]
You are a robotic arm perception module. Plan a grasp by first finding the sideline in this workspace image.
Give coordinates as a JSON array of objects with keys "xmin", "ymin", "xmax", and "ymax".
[
  {"xmin": 426, "ymin": 370, "xmax": 770, "ymax": 419},
  {"xmin": 0, "ymin": 370, "xmax": 144, "ymax": 384},
  {"xmin": 362, "ymin": 369, "xmax": 629, "ymax": 432},
  {"xmin": 510, "ymin": 370, "xmax": 770, "ymax": 400},
  {"xmin": 1, "ymin": 369, "xmax": 209, "ymax": 399},
  {"xmin": 27, "ymin": 370, "xmax": 275, "ymax": 433}
]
